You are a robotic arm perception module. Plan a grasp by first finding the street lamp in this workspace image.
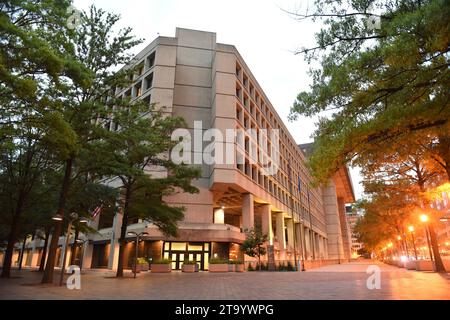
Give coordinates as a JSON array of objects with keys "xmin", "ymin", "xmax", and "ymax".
[
  {"xmin": 127, "ymin": 231, "xmax": 149, "ymax": 278},
  {"xmin": 419, "ymin": 214, "xmax": 434, "ymax": 261},
  {"xmin": 408, "ymin": 226, "xmax": 418, "ymax": 260},
  {"xmin": 53, "ymin": 212, "xmax": 87, "ymax": 286}
]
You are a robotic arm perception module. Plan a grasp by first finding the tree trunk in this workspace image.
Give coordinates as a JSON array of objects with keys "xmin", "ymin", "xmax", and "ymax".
[
  {"xmin": 428, "ymin": 224, "xmax": 446, "ymax": 273},
  {"xmin": 42, "ymin": 158, "xmax": 73, "ymax": 284},
  {"xmin": 70, "ymin": 229, "xmax": 79, "ymax": 266},
  {"xmin": 116, "ymin": 187, "xmax": 130, "ymax": 277},
  {"xmin": 0, "ymin": 193, "xmax": 26, "ymax": 278},
  {"xmin": 39, "ymin": 230, "xmax": 50, "ymax": 272},
  {"xmin": 18, "ymin": 236, "xmax": 27, "ymax": 270}
]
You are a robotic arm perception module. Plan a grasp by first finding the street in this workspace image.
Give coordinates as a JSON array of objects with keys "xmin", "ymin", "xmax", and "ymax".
[{"xmin": 1, "ymin": 261, "xmax": 449, "ymax": 300}]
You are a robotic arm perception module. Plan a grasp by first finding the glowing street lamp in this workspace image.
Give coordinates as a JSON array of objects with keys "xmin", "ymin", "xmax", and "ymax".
[{"xmin": 419, "ymin": 214, "xmax": 434, "ymax": 261}]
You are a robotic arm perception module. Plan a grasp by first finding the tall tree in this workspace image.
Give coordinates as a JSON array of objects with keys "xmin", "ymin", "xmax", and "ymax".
[
  {"xmin": 288, "ymin": 0, "xmax": 450, "ymax": 184},
  {"xmin": 42, "ymin": 5, "xmax": 142, "ymax": 283},
  {"xmin": 0, "ymin": 0, "xmax": 89, "ymax": 278},
  {"xmin": 95, "ymin": 102, "xmax": 200, "ymax": 277}
]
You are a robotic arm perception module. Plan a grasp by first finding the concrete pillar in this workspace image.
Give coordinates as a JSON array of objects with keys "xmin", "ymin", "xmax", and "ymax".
[
  {"xmin": 275, "ymin": 212, "xmax": 286, "ymax": 250},
  {"xmin": 322, "ymin": 179, "xmax": 345, "ymax": 260},
  {"xmin": 261, "ymin": 204, "xmax": 273, "ymax": 245},
  {"xmin": 214, "ymin": 208, "xmax": 225, "ymax": 224},
  {"xmin": 242, "ymin": 193, "xmax": 254, "ymax": 230},
  {"xmin": 286, "ymin": 218, "xmax": 295, "ymax": 250},
  {"xmin": 30, "ymin": 238, "xmax": 39, "ymax": 267},
  {"xmin": 82, "ymin": 240, "xmax": 93, "ymax": 269},
  {"xmin": 108, "ymin": 210, "xmax": 123, "ymax": 270}
]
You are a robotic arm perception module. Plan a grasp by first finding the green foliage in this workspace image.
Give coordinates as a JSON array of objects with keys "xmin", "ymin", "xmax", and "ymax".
[
  {"xmin": 241, "ymin": 227, "xmax": 268, "ymax": 258},
  {"xmin": 151, "ymin": 258, "xmax": 172, "ymax": 264},
  {"xmin": 136, "ymin": 257, "xmax": 148, "ymax": 264},
  {"xmin": 228, "ymin": 260, "xmax": 244, "ymax": 265},
  {"xmin": 209, "ymin": 258, "xmax": 229, "ymax": 264},
  {"xmin": 289, "ymin": 0, "xmax": 450, "ymax": 184},
  {"xmin": 183, "ymin": 260, "xmax": 198, "ymax": 265}
]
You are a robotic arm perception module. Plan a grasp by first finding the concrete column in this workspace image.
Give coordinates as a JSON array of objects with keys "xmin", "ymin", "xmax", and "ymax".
[
  {"xmin": 322, "ymin": 179, "xmax": 345, "ymax": 260},
  {"xmin": 108, "ymin": 210, "xmax": 123, "ymax": 270},
  {"xmin": 286, "ymin": 218, "xmax": 294, "ymax": 250},
  {"xmin": 242, "ymin": 193, "xmax": 254, "ymax": 230},
  {"xmin": 214, "ymin": 208, "xmax": 225, "ymax": 224},
  {"xmin": 275, "ymin": 212, "xmax": 286, "ymax": 250},
  {"xmin": 261, "ymin": 204, "xmax": 273, "ymax": 245},
  {"xmin": 82, "ymin": 240, "xmax": 93, "ymax": 269},
  {"xmin": 30, "ymin": 238, "xmax": 39, "ymax": 267}
]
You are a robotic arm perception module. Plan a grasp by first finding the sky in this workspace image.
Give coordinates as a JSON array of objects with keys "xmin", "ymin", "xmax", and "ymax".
[{"xmin": 73, "ymin": 0, "xmax": 364, "ymax": 200}]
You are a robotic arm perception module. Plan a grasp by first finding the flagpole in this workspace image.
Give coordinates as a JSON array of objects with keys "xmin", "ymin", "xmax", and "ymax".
[
  {"xmin": 287, "ymin": 164, "xmax": 299, "ymax": 271},
  {"xmin": 307, "ymin": 188, "xmax": 316, "ymax": 260},
  {"xmin": 297, "ymin": 175, "xmax": 306, "ymax": 271}
]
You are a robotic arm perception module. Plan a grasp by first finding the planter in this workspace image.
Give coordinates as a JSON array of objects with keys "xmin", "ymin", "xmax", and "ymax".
[
  {"xmin": 208, "ymin": 264, "xmax": 228, "ymax": 272},
  {"xmin": 228, "ymin": 264, "xmax": 235, "ymax": 272},
  {"xmin": 415, "ymin": 260, "xmax": 435, "ymax": 271},
  {"xmin": 132, "ymin": 263, "xmax": 149, "ymax": 273},
  {"xmin": 406, "ymin": 260, "xmax": 416, "ymax": 270},
  {"xmin": 151, "ymin": 263, "xmax": 172, "ymax": 273},
  {"xmin": 235, "ymin": 264, "xmax": 245, "ymax": 272},
  {"xmin": 182, "ymin": 263, "xmax": 198, "ymax": 273}
]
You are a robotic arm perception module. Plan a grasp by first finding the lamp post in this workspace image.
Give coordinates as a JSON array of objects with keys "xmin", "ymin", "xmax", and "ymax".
[
  {"xmin": 408, "ymin": 226, "xmax": 418, "ymax": 260},
  {"xmin": 420, "ymin": 214, "xmax": 434, "ymax": 261},
  {"xmin": 53, "ymin": 212, "xmax": 88, "ymax": 286},
  {"xmin": 127, "ymin": 231, "xmax": 149, "ymax": 278}
]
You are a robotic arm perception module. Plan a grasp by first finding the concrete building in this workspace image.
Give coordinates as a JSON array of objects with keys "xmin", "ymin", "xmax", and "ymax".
[
  {"xmin": 345, "ymin": 206, "xmax": 364, "ymax": 258},
  {"xmin": 0, "ymin": 28, "xmax": 355, "ymax": 271}
]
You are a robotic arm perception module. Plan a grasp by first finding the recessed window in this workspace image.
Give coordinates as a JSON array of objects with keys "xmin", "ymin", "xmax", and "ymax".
[
  {"xmin": 146, "ymin": 52, "xmax": 155, "ymax": 69},
  {"xmin": 145, "ymin": 73, "xmax": 153, "ymax": 90},
  {"xmin": 134, "ymin": 81, "xmax": 142, "ymax": 97}
]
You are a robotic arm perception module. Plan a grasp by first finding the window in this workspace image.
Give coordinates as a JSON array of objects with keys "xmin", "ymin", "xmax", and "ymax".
[
  {"xmin": 243, "ymin": 74, "xmax": 248, "ymax": 88},
  {"xmin": 236, "ymin": 63, "xmax": 242, "ymax": 77},
  {"xmin": 134, "ymin": 81, "xmax": 142, "ymax": 97},
  {"xmin": 146, "ymin": 52, "xmax": 155, "ymax": 69},
  {"xmin": 145, "ymin": 73, "xmax": 153, "ymax": 90},
  {"xmin": 142, "ymin": 94, "xmax": 151, "ymax": 107},
  {"xmin": 136, "ymin": 62, "xmax": 144, "ymax": 77}
]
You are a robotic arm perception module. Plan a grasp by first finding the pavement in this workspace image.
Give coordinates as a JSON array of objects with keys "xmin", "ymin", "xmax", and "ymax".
[{"xmin": 0, "ymin": 260, "xmax": 449, "ymax": 300}]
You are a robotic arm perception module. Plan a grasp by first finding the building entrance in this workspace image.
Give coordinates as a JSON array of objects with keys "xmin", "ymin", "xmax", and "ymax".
[{"xmin": 163, "ymin": 242, "xmax": 210, "ymax": 270}]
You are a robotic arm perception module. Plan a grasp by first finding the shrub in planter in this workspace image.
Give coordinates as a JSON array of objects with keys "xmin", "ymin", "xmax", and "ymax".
[
  {"xmin": 208, "ymin": 258, "xmax": 229, "ymax": 272},
  {"xmin": 151, "ymin": 258, "xmax": 172, "ymax": 273},
  {"xmin": 230, "ymin": 260, "xmax": 245, "ymax": 272},
  {"xmin": 132, "ymin": 257, "xmax": 149, "ymax": 273},
  {"xmin": 182, "ymin": 260, "xmax": 199, "ymax": 273}
]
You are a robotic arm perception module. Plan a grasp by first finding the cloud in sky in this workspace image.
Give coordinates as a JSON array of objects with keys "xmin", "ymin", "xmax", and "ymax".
[{"xmin": 74, "ymin": 0, "xmax": 364, "ymax": 199}]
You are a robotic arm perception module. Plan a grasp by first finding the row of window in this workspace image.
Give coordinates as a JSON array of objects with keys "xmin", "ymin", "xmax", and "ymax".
[{"xmin": 234, "ymin": 61, "xmax": 324, "ymax": 230}]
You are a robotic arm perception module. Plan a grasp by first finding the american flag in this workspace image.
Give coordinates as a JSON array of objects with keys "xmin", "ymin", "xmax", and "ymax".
[{"xmin": 91, "ymin": 204, "xmax": 103, "ymax": 218}]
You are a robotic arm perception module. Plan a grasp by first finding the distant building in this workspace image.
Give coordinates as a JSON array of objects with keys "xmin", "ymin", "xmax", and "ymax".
[{"xmin": 345, "ymin": 205, "xmax": 364, "ymax": 257}]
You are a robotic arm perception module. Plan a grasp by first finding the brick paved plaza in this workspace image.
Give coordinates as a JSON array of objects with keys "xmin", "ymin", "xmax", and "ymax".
[{"xmin": 0, "ymin": 261, "xmax": 449, "ymax": 300}]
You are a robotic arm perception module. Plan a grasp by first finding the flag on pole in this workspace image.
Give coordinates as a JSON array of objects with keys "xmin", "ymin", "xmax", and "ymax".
[{"xmin": 91, "ymin": 204, "xmax": 103, "ymax": 218}]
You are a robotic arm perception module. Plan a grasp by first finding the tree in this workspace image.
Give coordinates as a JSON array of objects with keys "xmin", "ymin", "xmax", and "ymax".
[
  {"xmin": 241, "ymin": 228, "xmax": 268, "ymax": 271},
  {"xmin": 0, "ymin": 0, "xmax": 87, "ymax": 278},
  {"xmin": 41, "ymin": 5, "xmax": 142, "ymax": 284},
  {"xmin": 95, "ymin": 101, "xmax": 200, "ymax": 277},
  {"xmin": 355, "ymin": 142, "xmax": 447, "ymax": 271},
  {"xmin": 288, "ymin": 0, "xmax": 450, "ymax": 184}
]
